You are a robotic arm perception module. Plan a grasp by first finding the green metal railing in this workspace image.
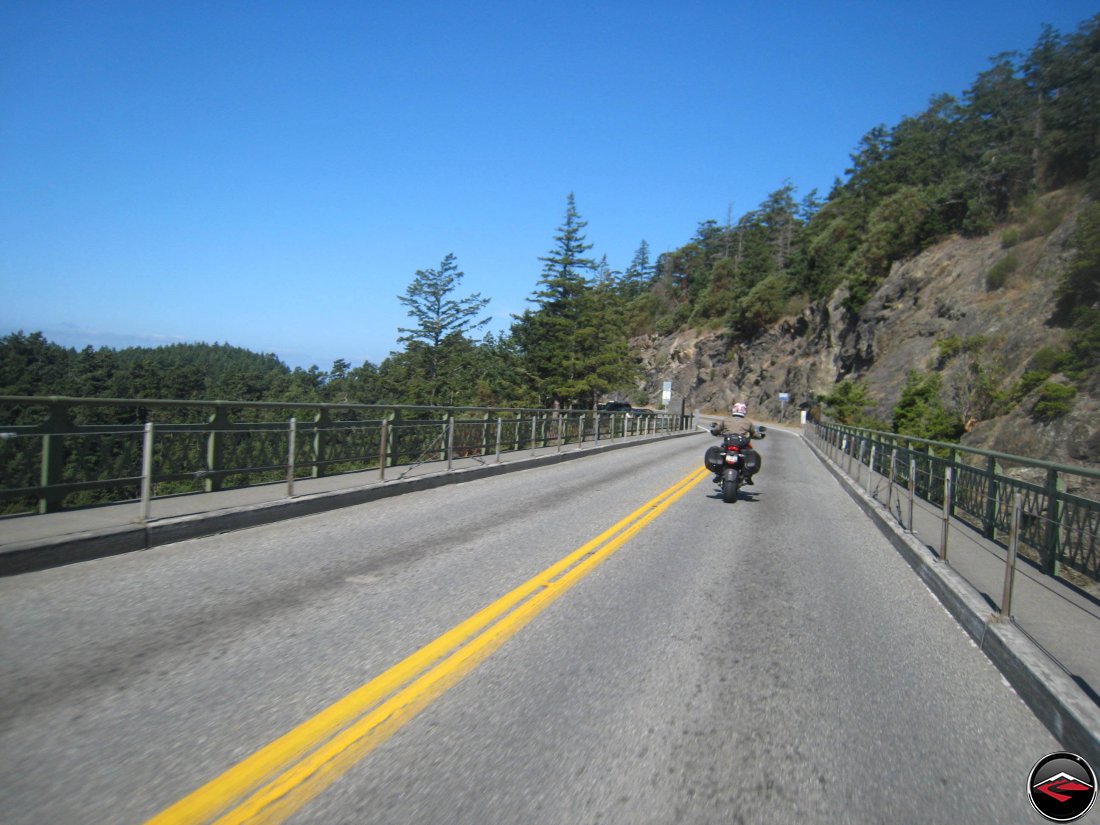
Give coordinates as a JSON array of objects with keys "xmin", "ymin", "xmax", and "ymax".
[
  {"xmin": 0, "ymin": 396, "xmax": 691, "ymax": 517},
  {"xmin": 811, "ymin": 421, "xmax": 1100, "ymax": 583}
]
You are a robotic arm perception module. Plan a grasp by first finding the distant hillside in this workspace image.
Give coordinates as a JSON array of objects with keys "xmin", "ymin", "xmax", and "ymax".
[
  {"xmin": 627, "ymin": 16, "xmax": 1099, "ymax": 348},
  {"xmin": 622, "ymin": 15, "xmax": 1099, "ymax": 468},
  {"xmin": 633, "ymin": 188, "xmax": 1099, "ymax": 474}
]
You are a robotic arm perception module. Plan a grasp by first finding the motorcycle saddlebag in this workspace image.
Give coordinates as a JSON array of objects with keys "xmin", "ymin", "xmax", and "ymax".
[
  {"xmin": 704, "ymin": 445, "xmax": 725, "ymax": 474},
  {"xmin": 741, "ymin": 448, "xmax": 762, "ymax": 474}
]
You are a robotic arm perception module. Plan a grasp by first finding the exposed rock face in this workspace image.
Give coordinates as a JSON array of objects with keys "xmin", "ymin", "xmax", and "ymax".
[{"xmin": 636, "ymin": 193, "xmax": 1097, "ymax": 472}]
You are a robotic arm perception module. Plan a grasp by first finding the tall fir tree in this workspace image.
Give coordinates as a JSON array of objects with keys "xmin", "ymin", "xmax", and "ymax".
[
  {"xmin": 533, "ymin": 192, "xmax": 596, "ymax": 307},
  {"xmin": 514, "ymin": 194, "xmax": 636, "ymax": 407},
  {"xmin": 622, "ymin": 240, "xmax": 654, "ymax": 297},
  {"xmin": 396, "ymin": 252, "xmax": 491, "ymax": 404}
]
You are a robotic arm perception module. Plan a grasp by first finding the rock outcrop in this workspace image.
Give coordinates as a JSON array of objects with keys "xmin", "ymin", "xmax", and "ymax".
[{"xmin": 636, "ymin": 192, "xmax": 1097, "ymax": 472}]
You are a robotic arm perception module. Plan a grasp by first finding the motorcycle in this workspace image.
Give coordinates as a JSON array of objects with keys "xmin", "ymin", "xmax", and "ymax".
[{"xmin": 703, "ymin": 426, "xmax": 765, "ymax": 503}]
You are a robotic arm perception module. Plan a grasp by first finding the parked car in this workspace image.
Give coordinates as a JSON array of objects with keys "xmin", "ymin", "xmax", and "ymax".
[{"xmin": 597, "ymin": 401, "xmax": 633, "ymax": 413}]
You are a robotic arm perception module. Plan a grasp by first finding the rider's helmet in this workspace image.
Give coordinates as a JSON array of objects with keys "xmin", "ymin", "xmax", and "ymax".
[{"xmin": 731, "ymin": 402, "xmax": 748, "ymax": 417}]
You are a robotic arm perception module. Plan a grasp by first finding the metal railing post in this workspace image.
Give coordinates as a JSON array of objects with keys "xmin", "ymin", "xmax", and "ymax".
[
  {"xmin": 530, "ymin": 415, "xmax": 537, "ymax": 456},
  {"xmin": 311, "ymin": 408, "xmax": 329, "ymax": 480},
  {"xmin": 206, "ymin": 405, "xmax": 229, "ymax": 492},
  {"xmin": 1043, "ymin": 468, "xmax": 1063, "ymax": 576},
  {"xmin": 947, "ymin": 448, "xmax": 958, "ymax": 518},
  {"xmin": 1000, "ymin": 492, "xmax": 1022, "ymax": 619},
  {"xmin": 378, "ymin": 419, "xmax": 388, "ymax": 481},
  {"xmin": 940, "ymin": 466, "xmax": 953, "ymax": 561},
  {"xmin": 286, "ymin": 418, "xmax": 297, "ymax": 497},
  {"xmin": 907, "ymin": 458, "xmax": 916, "ymax": 532},
  {"xmin": 889, "ymin": 448, "xmax": 898, "ymax": 521},
  {"xmin": 983, "ymin": 455, "xmax": 1000, "ymax": 541},
  {"xmin": 140, "ymin": 422, "xmax": 154, "ymax": 522},
  {"xmin": 39, "ymin": 402, "xmax": 71, "ymax": 513},
  {"xmin": 446, "ymin": 416, "xmax": 455, "ymax": 471},
  {"xmin": 495, "ymin": 417, "xmax": 503, "ymax": 463},
  {"xmin": 867, "ymin": 444, "xmax": 876, "ymax": 493}
]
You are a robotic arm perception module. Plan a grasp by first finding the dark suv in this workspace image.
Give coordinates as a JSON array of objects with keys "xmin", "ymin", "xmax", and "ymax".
[{"xmin": 597, "ymin": 401, "xmax": 633, "ymax": 413}]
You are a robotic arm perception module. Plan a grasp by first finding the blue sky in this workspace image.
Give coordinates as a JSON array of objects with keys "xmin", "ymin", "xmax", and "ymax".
[{"xmin": 2, "ymin": 1, "xmax": 1097, "ymax": 371}]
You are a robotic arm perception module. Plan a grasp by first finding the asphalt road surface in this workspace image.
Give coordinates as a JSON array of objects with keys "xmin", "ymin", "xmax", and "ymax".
[{"xmin": 0, "ymin": 428, "xmax": 1061, "ymax": 824}]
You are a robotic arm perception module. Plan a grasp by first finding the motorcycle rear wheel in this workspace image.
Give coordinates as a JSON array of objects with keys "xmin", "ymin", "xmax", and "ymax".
[{"xmin": 722, "ymin": 478, "xmax": 739, "ymax": 503}]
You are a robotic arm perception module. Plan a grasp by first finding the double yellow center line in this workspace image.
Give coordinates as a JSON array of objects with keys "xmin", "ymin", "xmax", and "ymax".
[{"xmin": 147, "ymin": 465, "xmax": 709, "ymax": 824}]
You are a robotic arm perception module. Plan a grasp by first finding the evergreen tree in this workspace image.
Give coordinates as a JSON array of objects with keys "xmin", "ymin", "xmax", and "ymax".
[
  {"xmin": 533, "ymin": 192, "xmax": 597, "ymax": 306},
  {"xmin": 0, "ymin": 332, "xmax": 75, "ymax": 397},
  {"xmin": 822, "ymin": 378, "xmax": 873, "ymax": 425},
  {"xmin": 622, "ymin": 240, "xmax": 655, "ymax": 298},
  {"xmin": 892, "ymin": 371, "xmax": 963, "ymax": 440},
  {"xmin": 514, "ymin": 194, "xmax": 635, "ymax": 407},
  {"xmin": 396, "ymin": 252, "xmax": 491, "ymax": 405}
]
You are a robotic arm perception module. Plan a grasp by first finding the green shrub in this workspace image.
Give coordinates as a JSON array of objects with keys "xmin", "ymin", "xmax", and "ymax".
[
  {"xmin": 986, "ymin": 253, "xmax": 1019, "ymax": 290},
  {"xmin": 1028, "ymin": 346, "xmax": 1069, "ymax": 374},
  {"xmin": 962, "ymin": 197, "xmax": 996, "ymax": 237},
  {"xmin": 938, "ymin": 335, "xmax": 992, "ymax": 368},
  {"xmin": 892, "ymin": 370, "xmax": 963, "ymax": 441},
  {"xmin": 1031, "ymin": 382, "xmax": 1077, "ymax": 421},
  {"xmin": 823, "ymin": 379, "xmax": 873, "ymax": 426},
  {"xmin": 936, "ymin": 336, "xmax": 962, "ymax": 367},
  {"xmin": 1001, "ymin": 227, "xmax": 1020, "ymax": 248},
  {"xmin": 1020, "ymin": 202, "xmax": 1068, "ymax": 241},
  {"xmin": 1056, "ymin": 203, "xmax": 1100, "ymax": 380},
  {"xmin": 1011, "ymin": 370, "xmax": 1050, "ymax": 402},
  {"xmin": 1064, "ymin": 310, "xmax": 1100, "ymax": 382},
  {"xmin": 962, "ymin": 335, "xmax": 988, "ymax": 353}
]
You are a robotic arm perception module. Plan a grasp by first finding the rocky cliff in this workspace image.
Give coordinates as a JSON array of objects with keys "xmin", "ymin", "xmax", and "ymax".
[{"xmin": 636, "ymin": 190, "xmax": 1098, "ymax": 472}]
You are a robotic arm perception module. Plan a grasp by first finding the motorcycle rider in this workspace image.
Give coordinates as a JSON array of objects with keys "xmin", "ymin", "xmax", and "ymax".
[{"xmin": 726, "ymin": 402, "xmax": 761, "ymax": 485}]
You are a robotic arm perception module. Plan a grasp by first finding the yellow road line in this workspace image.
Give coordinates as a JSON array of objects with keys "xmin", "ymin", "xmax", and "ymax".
[{"xmin": 146, "ymin": 465, "xmax": 709, "ymax": 824}]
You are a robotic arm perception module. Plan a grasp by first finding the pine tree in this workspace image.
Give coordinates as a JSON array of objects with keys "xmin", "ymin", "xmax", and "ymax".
[
  {"xmin": 533, "ymin": 192, "xmax": 596, "ymax": 308},
  {"xmin": 396, "ymin": 253, "xmax": 491, "ymax": 404},
  {"xmin": 514, "ymin": 194, "xmax": 637, "ymax": 407},
  {"xmin": 622, "ymin": 240, "xmax": 654, "ymax": 297}
]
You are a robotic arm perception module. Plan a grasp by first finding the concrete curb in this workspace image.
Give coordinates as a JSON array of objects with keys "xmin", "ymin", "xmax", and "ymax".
[
  {"xmin": 803, "ymin": 432, "xmax": 1100, "ymax": 765},
  {"xmin": 1, "ymin": 430, "xmax": 702, "ymax": 577}
]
